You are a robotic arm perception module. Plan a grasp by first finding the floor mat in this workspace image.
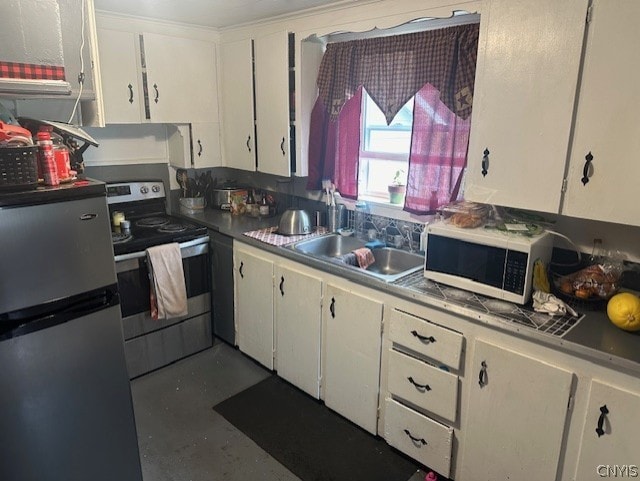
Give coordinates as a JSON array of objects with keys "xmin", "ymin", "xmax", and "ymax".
[{"xmin": 213, "ymin": 375, "xmax": 418, "ymax": 481}]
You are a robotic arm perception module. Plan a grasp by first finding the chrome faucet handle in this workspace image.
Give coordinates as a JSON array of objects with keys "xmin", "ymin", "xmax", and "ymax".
[{"xmin": 401, "ymin": 225, "xmax": 415, "ymax": 252}]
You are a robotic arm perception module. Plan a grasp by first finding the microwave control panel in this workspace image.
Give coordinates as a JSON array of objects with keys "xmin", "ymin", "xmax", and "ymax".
[{"xmin": 504, "ymin": 250, "xmax": 528, "ymax": 294}]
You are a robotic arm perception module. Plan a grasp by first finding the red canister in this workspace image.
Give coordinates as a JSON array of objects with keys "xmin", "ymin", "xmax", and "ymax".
[
  {"xmin": 37, "ymin": 127, "xmax": 59, "ymax": 186},
  {"xmin": 54, "ymin": 146, "xmax": 71, "ymax": 180}
]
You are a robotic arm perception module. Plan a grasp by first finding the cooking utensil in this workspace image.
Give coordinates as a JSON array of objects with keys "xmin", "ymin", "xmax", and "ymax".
[{"xmin": 278, "ymin": 208, "xmax": 312, "ymax": 235}]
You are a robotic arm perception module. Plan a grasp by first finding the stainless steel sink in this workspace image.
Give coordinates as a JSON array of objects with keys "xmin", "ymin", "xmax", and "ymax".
[{"xmin": 287, "ymin": 234, "xmax": 424, "ymax": 282}]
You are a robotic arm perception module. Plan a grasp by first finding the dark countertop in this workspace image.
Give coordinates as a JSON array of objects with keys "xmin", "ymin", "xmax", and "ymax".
[{"xmin": 179, "ymin": 205, "xmax": 640, "ymax": 377}]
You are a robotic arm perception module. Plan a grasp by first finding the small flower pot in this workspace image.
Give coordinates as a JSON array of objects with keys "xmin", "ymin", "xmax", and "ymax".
[{"xmin": 388, "ymin": 184, "xmax": 406, "ymax": 205}]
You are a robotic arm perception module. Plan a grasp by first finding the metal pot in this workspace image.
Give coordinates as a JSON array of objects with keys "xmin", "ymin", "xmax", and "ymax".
[
  {"xmin": 209, "ymin": 187, "xmax": 246, "ymax": 210},
  {"xmin": 278, "ymin": 208, "xmax": 312, "ymax": 235}
]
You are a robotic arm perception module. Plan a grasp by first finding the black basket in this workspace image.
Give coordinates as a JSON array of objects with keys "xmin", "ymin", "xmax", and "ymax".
[{"xmin": 0, "ymin": 146, "xmax": 38, "ymax": 191}]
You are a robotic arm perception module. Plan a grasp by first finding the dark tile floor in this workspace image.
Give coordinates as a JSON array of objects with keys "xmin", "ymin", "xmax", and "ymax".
[{"xmin": 130, "ymin": 340, "xmax": 426, "ymax": 481}]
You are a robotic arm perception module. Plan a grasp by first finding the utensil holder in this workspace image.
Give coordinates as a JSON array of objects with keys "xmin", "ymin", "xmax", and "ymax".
[{"xmin": 327, "ymin": 204, "xmax": 345, "ymax": 232}]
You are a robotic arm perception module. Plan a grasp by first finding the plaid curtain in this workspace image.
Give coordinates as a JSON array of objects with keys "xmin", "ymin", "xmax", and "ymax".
[{"xmin": 307, "ymin": 23, "xmax": 479, "ymax": 197}]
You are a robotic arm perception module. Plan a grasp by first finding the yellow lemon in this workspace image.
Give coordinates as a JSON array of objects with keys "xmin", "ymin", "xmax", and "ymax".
[{"xmin": 607, "ymin": 292, "xmax": 640, "ymax": 331}]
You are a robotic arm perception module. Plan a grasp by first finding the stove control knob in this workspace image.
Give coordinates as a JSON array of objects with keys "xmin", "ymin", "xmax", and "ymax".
[
  {"xmin": 152, "ymin": 185, "xmax": 160, "ymax": 193},
  {"xmin": 140, "ymin": 186, "xmax": 149, "ymax": 194}
]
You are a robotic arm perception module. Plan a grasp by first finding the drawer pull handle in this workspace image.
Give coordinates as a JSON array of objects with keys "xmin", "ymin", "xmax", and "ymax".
[
  {"xmin": 246, "ymin": 135, "xmax": 252, "ymax": 152},
  {"xmin": 279, "ymin": 276, "xmax": 285, "ymax": 296},
  {"xmin": 481, "ymin": 148, "xmax": 490, "ymax": 177},
  {"xmin": 478, "ymin": 360, "xmax": 488, "ymax": 388},
  {"xmin": 330, "ymin": 297, "xmax": 336, "ymax": 318},
  {"xmin": 411, "ymin": 330, "xmax": 435, "ymax": 344},
  {"xmin": 239, "ymin": 261, "xmax": 244, "ymax": 279},
  {"xmin": 280, "ymin": 137, "xmax": 286, "ymax": 156},
  {"xmin": 128, "ymin": 83, "xmax": 134, "ymax": 103},
  {"xmin": 596, "ymin": 404, "xmax": 609, "ymax": 437},
  {"xmin": 153, "ymin": 83, "xmax": 159, "ymax": 103},
  {"xmin": 403, "ymin": 429, "xmax": 427, "ymax": 445},
  {"xmin": 582, "ymin": 152, "xmax": 594, "ymax": 185},
  {"xmin": 407, "ymin": 376, "xmax": 431, "ymax": 392}
]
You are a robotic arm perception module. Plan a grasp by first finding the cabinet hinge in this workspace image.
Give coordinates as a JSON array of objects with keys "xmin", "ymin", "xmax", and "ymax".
[
  {"xmin": 586, "ymin": 5, "xmax": 593, "ymax": 23},
  {"xmin": 561, "ymin": 178, "xmax": 568, "ymax": 193},
  {"xmin": 567, "ymin": 394, "xmax": 575, "ymax": 411}
]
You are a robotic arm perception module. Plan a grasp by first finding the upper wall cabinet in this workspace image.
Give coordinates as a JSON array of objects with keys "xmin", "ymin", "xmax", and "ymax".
[
  {"xmin": 220, "ymin": 39, "xmax": 256, "ymax": 172},
  {"xmin": 220, "ymin": 31, "xmax": 294, "ymax": 176},
  {"xmin": 464, "ymin": 0, "xmax": 589, "ymax": 213},
  {"xmin": 96, "ymin": 28, "xmax": 219, "ymax": 125},
  {"xmin": 561, "ymin": 0, "xmax": 640, "ymax": 226}
]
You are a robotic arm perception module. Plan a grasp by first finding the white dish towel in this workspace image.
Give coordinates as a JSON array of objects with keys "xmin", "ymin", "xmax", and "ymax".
[{"xmin": 146, "ymin": 243, "xmax": 188, "ymax": 320}]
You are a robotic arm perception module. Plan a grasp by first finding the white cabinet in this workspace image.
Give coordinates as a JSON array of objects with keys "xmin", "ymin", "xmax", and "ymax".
[
  {"xmin": 573, "ymin": 380, "xmax": 640, "ymax": 480},
  {"xmin": 220, "ymin": 39, "xmax": 256, "ymax": 172},
  {"xmin": 381, "ymin": 306, "xmax": 464, "ymax": 479},
  {"xmin": 459, "ymin": 339, "xmax": 573, "ymax": 481},
  {"xmin": 464, "ymin": 0, "xmax": 589, "ymax": 213},
  {"xmin": 254, "ymin": 30, "xmax": 292, "ymax": 177},
  {"xmin": 274, "ymin": 265, "xmax": 323, "ymax": 398},
  {"xmin": 95, "ymin": 28, "xmax": 219, "ymax": 125},
  {"xmin": 234, "ymin": 246, "xmax": 274, "ymax": 370},
  {"xmin": 169, "ymin": 122, "xmax": 222, "ymax": 169},
  {"xmin": 561, "ymin": 0, "xmax": 640, "ymax": 226},
  {"xmin": 323, "ymin": 283, "xmax": 383, "ymax": 435},
  {"xmin": 96, "ymin": 29, "xmax": 143, "ymax": 123}
]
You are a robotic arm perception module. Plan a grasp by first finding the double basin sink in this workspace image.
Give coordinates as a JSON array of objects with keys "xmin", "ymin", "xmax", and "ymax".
[{"xmin": 286, "ymin": 233, "xmax": 424, "ymax": 282}]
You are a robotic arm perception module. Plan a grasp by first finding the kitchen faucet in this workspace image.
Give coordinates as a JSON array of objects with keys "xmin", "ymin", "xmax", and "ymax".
[{"xmin": 401, "ymin": 225, "xmax": 414, "ymax": 252}]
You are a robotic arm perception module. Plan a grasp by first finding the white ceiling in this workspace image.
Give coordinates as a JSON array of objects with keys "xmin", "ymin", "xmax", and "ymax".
[{"xmin": 93, "ymin": 0, "xmax": 362, "ymax": 29}]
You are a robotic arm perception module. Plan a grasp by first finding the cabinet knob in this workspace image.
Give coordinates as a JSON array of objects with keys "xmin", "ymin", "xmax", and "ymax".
[
  {"xmin": 581, "ymin": 152, "xmax": 594, "ymax": 185},
  {"xmin": 153, "ymin": 83, "xmax": 159, "ymax": 104},
  {"xmin": 280, "ymin": 137, "xmax": 286, "ymax": 156},
  {"xmin": 128, "ymin": 84, "xmax": 134, "ymax": 104},
  {"xmin": 478, "ymin": 360, "xmax": 488, "ymax": 388},
  {"xmin": 596, "ymin": 404, "xmax": 609, "ymax": 437},
  {"xmin": 481, "ymin": 148, "xmax": 490, "ymax": 177}
]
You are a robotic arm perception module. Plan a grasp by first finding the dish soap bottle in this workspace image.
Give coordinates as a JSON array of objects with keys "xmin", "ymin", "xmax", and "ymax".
[{"xmin": 419, "ymin": 222, "xmax": 429, "ymax": 253}]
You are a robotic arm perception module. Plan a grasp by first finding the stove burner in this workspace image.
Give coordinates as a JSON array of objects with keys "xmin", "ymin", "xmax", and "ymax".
[
  {"xmin": 136, "ymin": 216, "xmax": 170, "ymax": 228},
  {"xmin": 157, "ymin": 223, "xmax": 188, "ymax": 233},
  {"xmin": 112, "ymin": 232, "xmax": 132, "ymax": 244}
]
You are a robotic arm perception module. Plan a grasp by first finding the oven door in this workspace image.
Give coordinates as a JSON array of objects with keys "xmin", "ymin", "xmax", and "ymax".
[{"xmin": 114, "ymin": 237, "xmax": 210, "ymax": 340}]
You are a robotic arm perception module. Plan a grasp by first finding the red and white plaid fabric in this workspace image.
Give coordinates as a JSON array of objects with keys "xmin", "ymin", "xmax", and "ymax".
[{"xmin": 0, "ymin": 61, "xmax": 66, "ymax": 81}]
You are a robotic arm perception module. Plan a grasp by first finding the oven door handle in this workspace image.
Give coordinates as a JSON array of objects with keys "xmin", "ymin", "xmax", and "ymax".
[{"xmin": 114, "ymin": 236, "xmax": 209, "ymax": 264}]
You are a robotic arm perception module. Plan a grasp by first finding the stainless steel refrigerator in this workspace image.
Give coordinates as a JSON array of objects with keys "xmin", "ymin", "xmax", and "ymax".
[{"xmin": 0, "ymin": 180, "xmax": 143, "ymax": 481}]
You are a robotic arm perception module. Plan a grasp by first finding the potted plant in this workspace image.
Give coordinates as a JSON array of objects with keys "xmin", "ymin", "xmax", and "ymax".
[{"xmin": 388, "ymin": 169, "xmax": 406, "ymax": 205}]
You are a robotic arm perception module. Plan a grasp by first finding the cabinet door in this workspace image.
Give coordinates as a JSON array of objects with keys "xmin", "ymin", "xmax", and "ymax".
[
  {"xmin": 465, "ymin": 0, "xmax": 588, "ymax": 213},
  {"xmin": 323, "ymin": 283, "xmax": 383, "ymax": 434},
  {"xmin": 574, "ymin": 380, "xmax": 640, "ymax": 480},
  {"xmin": 459, "ymin": 339, "xmax": 573, "ymax": 481},
  {"xmin": 97, "ymin": 29, "xmax": 143, "ymax": 123},
  {"xmin": 234, "ymin": 248, "xmax": 274, "ymax": 369},
  {"xmin": 142, "ymin": 33, "xmax": 218, "ymax": 123},
  {"xmin": 254, "ymin": 30, "xmax": 291, "ymax": 177},
  {"xmin": 274, "ymin": 265, "xmax": 322, "ymax": 399},
  {"xmin": 562, "ymin": 0, "xmax": 640, "ymax": 226},
  {"xmin": 191, "ymin": 122, "xmax": 222, "ymax": 169},
  {"xmin": 221, "ymin": 39, "xmax": 256, "ymax": 171}
]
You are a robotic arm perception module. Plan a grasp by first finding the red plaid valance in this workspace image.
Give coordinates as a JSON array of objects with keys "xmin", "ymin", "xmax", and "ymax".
[
  {"xmin": 0, "ymin": 61, "xmax": 66, "ymax": 81},
  {"xmin": 317, "ymin": 23, "xmax": 479, "ymax": 123}
]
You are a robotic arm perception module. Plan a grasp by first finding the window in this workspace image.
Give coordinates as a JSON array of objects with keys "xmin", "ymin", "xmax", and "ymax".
[{"xmin": 358, "ymin": 92, "xmax": 412, "ymax": 201}]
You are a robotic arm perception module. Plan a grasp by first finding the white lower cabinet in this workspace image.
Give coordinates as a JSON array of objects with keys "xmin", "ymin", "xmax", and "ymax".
[
  {"xmin": 573, "ymin": 380, "xmax": 640, "ymax": 480},
  {"xmin": 381, "ymin": 306, "xmax": 464, "ymax": 479},
  {"xmin": 459, "ymin": 339, "xmax": 574, "ymax": 481},
  {"xmin": 274, "ymin": 264, "xmax": 322, "ymax": 399},
  {"xmin": 323, "ymin": 283, "xmax": 383, "ymax": 435},
  {"xmin": 234, "ymin": 246, "xmax": 274, "ymax": 369}
]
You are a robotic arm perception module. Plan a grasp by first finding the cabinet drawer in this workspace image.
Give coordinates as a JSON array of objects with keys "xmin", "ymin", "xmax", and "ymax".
[
  {"xmin": 389, "ymin": 309, "xmax": 463, "ymax": 370},
  {"xmin": 384, "ymin": 398, "xmax": 453, "ymax": 478},
  {"xmin": 387, "ymin": 349, "xmax": 458, "ymax": 422}
]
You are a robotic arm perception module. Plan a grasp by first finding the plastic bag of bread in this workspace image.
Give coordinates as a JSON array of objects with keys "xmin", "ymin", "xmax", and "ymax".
[
  {"xmin": 438, "ymin": 201, "xmax": 489, "ymax": 228},
  {"xmin": 555, "ymin": 262, "xmax": 623, "ymax": 300}
]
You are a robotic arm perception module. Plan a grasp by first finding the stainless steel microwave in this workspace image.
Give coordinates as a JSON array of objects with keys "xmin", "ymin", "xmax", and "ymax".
[{"xmin": 424, "ymin": 222, "xmax": 553, "ymax": 304}]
